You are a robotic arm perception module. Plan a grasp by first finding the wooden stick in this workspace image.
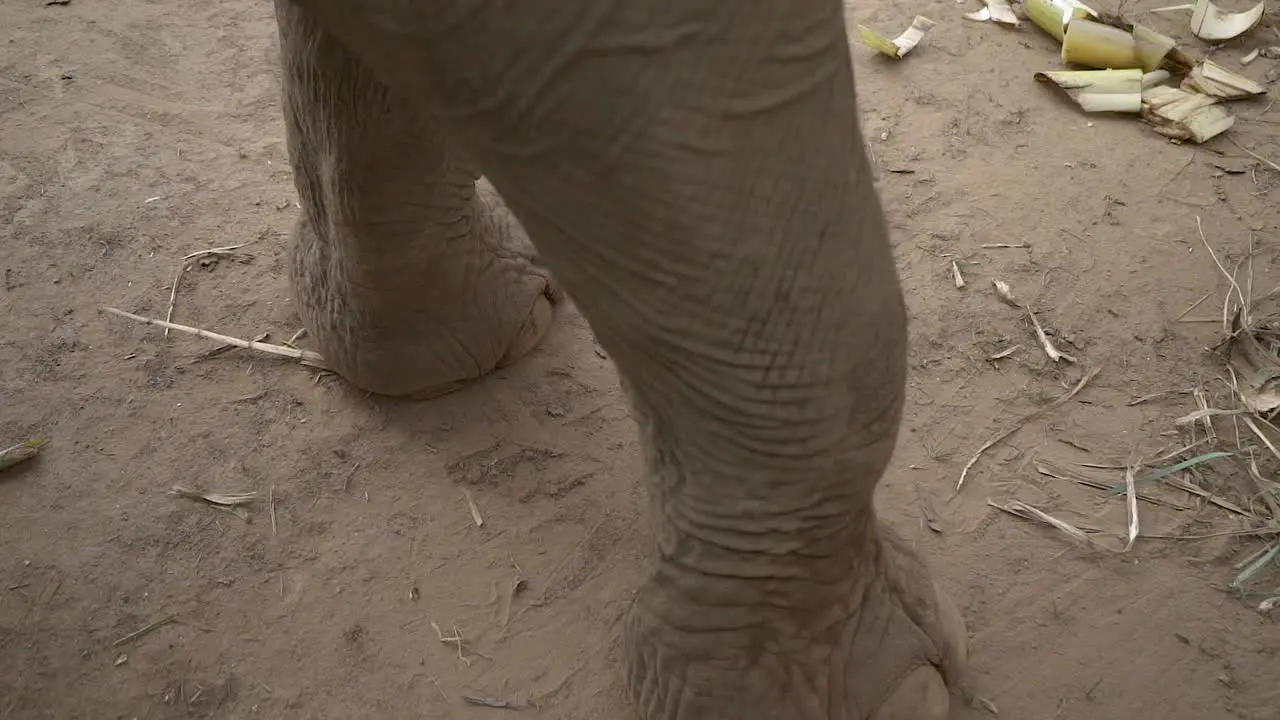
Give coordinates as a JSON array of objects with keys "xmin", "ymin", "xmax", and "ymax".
[
  {"xmin": 101, "ymin": 306, "xmax": 325, "ymax": 365},
  {"xmin": 1175, "ymin": 291, "xmax": 1213, "ymax": 321}
]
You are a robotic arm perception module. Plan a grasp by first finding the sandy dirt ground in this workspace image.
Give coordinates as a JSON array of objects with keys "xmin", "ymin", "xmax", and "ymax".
[{"xmin": 2, "ymin": 1, "xmax": 1279, "ymax": 718}]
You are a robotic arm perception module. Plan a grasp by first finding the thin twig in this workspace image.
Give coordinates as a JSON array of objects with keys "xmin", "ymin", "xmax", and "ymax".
[
  {"xmin": 112, "ymin": 614, "xmax": 176, "ymax": 647},
  {"xmin": 462, "ymin": 696, "xmax": 519, "ymax": 710},
  {"xmin": 1243, "ymin": 415, "xmax": 1280, "ymax": 466},
  {"xmin": 182, "ymin": 242, "xmax": 254, "ymax": 261},
  {"xmin": 1173, "ymin": 407, "xmax": 1244, "ymax": 427},
  {"xmin": 1232, "ymin": 540, "xmax": 1280, "ymax": 588},
  {"xmin": 956, "ymin": 366, "xmax": 1102, "ymax": 491},
  {"xmin": 1143, "ymin": 527, "xmax": 1278, "ymax": 540},
  {"xmin": 989, "ymin": 344, "xmax": 1021, "ymax": 360},
  {"xmin": 1247, "ymin": 232, "xmax": 1255, "ymax": 311},
  {"xmin": 1126, "ymin": 388, "xmax": 1191, "ymax": 406},
  {"xmin": 1191, "ymin": 388, "xmax": 1218, "ymax": 440},
  {"xmin": 430, "ymin": 621, "xmax": 472, "ymax": 666},
  {"xmin": 987, "ymin": 498, "xmax": 1109, "ymax": 550},
  {"xmin": 269, "ymin": 484, "xmax": 278, "ymax": 535},
  {"xmin": 1226, "ymin": 135, "xmax": 1280, "ymax": 173},
  {"xmin": 1246, "ymin": 454, "xmax": 1280, "ymax": 521},
  {"xmin": 341, "ymin": 462, "xmax": 360, "ymax": 492},
  {"xmin": 1035, "ymin": 460, "xmax": 1189, "ymax": 510},
  {"xmin": 165, "ymin": 265, "xmax": 184, "ymax": 339},
  {"xmin": 1163, "ymin": 475, "xmax": 1258, "ymax": 519},
  {"xmin": 164, "ymin": 242, "xmax": 255, "ymax": 339},
  {"xmin": 1196, "ymin": 215, "xmax": 1247, "ymax": 332},
  {"xmin": 282, "ymin": 327, "xmax": 308, "ymax": 349},
  {"xmin": 1252, "ymin": 97, "xmax": 1277, "ymax": 121}
]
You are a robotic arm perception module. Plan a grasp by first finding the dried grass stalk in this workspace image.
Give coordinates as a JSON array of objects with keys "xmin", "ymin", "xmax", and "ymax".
[{"xmin": 957, "ymin": 367, "xmax": 1101, "ymax": 491}]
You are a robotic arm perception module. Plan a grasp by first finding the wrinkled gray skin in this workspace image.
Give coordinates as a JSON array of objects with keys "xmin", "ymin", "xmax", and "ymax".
[{"xmin": 273, "ymin": 1, "xmax": 969, "ymax": 717}]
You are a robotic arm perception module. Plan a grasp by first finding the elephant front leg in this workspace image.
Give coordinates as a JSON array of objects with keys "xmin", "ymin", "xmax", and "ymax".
[
  {"xmin": 272, "ymin": 1, "xmax": 558, "ymax": 398},
  {"xmin": 285, "ymin": 0, "xmax": 971, "ymax": 716}
]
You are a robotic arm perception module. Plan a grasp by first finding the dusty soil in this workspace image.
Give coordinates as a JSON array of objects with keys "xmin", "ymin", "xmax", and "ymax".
[{"xmin": 2, "ymin": 1, "xmax": 1279, "ymax": 718}]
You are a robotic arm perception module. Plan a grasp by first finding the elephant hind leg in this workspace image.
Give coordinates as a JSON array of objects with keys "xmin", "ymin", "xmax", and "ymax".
[{"xmin": 273, "ymin": 1, "xmax": 558, "ymax": 398}]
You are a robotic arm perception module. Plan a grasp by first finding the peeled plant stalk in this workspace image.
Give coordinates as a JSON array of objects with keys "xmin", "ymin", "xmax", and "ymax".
[
  {"xmin": 1025, "ymin": 0, "xmax": 1097, "ymax": 41},
  {"xmin": 0, "ymin": 440, "xmax": 43, "ymax": 473},
  {"xmin": 1143, "ymin": 69, "xmax": 1172, "ymax": 88},
  {"xmin": 1141, "ymin": 85, "xmax": 1235, "ymax": 143},
  {"xmin": 857, "ymin": 15, "xmax": 937, "ymax": 59},
  {"xmin": 1062, "ymin": 19, "xmax": 1139, "ymax": 69},
  {"xmin": 1182, "ymin": 59, "xmax": 1267, "ymax": 100},
  {"xmin": 1189, "ymin": 0, "xmax": 1265, "ymax": 41},
  {"xmin": 966, "ymin": 0, "xmax": 1020, "ymax": 25},
  {"xmin": 1131, "ymin": 23, "xmax": 1178, "ymax": 72},
  {"xmin": 1163, "ymin": 46, "xmax": 1197, "ymax": 74},
  {"xmin": 1035, "ymin": 68, "xmax": 1143, "ymax": 113}
]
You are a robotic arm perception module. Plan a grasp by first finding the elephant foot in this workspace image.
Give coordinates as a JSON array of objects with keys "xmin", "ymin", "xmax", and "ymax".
[
  {"xmin": 289, "ymin": 181, "xmax": 561, "ymax": 399},
  {"xmin": 870, "ymin": 520, "xmax": 967, "ymax": 717},
  {"xmin": 399, "ymin": 292, "xmax": 553, "ymax": 401},
  {"xmin": 622, "ymin": 522, "xmax": 969, "ymax": 720},
  {"xmin": 868, "ymin": 525, "xmax": 969, "ymax": 720}
]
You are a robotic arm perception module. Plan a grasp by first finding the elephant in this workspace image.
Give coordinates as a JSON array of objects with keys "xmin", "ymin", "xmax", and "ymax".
[{"xmin": 271, "ymin": 0, "xmax": 970, "ymax": 718}]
